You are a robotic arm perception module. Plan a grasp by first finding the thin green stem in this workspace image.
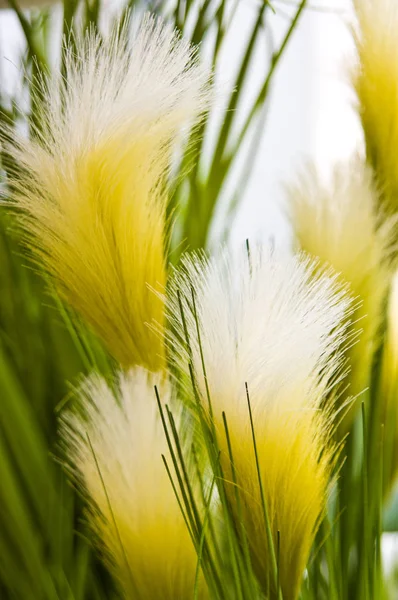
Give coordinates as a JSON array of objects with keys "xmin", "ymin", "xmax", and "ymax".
[
  {"xmin": 245, "ymin": 382, "xmax": 280, "ymax": 597},
  {"xmin": 193, "ymin": 476, "xmax": 216, "ymax": 600},
  {"xmin": 190, "ymin": 286, "xmax": 214, "ymax": 420},
  {"xmin": 222, "ymin": 411, "xmax": 258, "ymax": 595},
  {"xmin": 360, "ymin": 402, "xmax": 370, "ymax": 600},
  {"xmin": 154, "ymin": 386, "xmax": 198, "ymax": 536},
  {"xmin": 232, "ymin": 0, "xmax": 307, "ymax": 156},
  {"xmin": 86, "ymin": 433, "xmax": 136, "ymax": 595},
  {"xmin": 7, "ymin": 0, "xmax": 47, "ymax": 66}
]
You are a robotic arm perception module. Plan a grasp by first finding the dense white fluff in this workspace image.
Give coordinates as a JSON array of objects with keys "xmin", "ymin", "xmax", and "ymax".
[
  {"xmin": 29, "ymin": 14, "xmax": 210, "ymax": 159},
  {"xmin": 167, "ymin": 246, "xmax": 351, "ymax": 414}
]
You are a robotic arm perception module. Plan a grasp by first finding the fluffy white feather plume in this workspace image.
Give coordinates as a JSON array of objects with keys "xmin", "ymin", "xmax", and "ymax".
[
  {"xmin": 166, "ymin": 245, "xmax": 352, "ymax": 600},
  {"xmin": 288, "ymin": 160, "xmax": 394, "ymax": 431},
  {"xmin": 60, "ymin": 368, "xmax": 201, "ymax": 599},
  {"xmin": 7, "ymin": 14, "xmax": 211, "ymax": 369}
]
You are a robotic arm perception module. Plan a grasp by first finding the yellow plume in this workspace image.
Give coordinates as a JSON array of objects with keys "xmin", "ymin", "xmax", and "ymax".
[
  {"xmin": 380, "ymin": 271, "xmax": 398, "ymax": 495},
  {"xmin": 166, "ymin": 246, "xmax": 351, "ymax": 600},
  {"xmin": 60, "ymin": 368, "xmax": 202, "ymax": 599},
  {"xmin": 288, "ymin": 160, "xmax": 394, "ymax": 432},
  {"xmin": 5, "ymin": 15, "xmax": 210, "ymax": 369},
  {"xmin": 353, "ymin": 0, "xmax": 398, "ymax": 212}
]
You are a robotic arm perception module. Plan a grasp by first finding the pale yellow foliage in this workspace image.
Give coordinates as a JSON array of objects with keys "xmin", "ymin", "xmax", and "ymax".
[
  {"xmin": 288, "ymin": 160, "xmax": 394, "ymax": 431},
  {"xmin": 6, "ymin": 15, "xmax": 210, "ymax": 369},
  {"xmin": 385, "ymin": 273, "xmax": 398, "ymax": 380},
  {"xmin": 353, "ymin": 0, "xmax": 398, "ymax": 211},
  {"xmin": 166, "ymin": 246, "xmax": 351, "ymax": 600},
  {"xmin": 381, "ymin": 271, "xmax": 398, "ymax": 495},
  {"xmin": 61, "ymin": 368, "xmax": 201, "ymax": 599}
]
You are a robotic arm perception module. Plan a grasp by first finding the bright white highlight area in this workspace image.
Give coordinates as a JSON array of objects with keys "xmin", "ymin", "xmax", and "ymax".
[
  {"xmin": 223, "ymin": 0, "xmax": 363, "ymax": 246},
  {"xmin": 382, "ymin": 533, "xmax": 398, "ymax": 576}
]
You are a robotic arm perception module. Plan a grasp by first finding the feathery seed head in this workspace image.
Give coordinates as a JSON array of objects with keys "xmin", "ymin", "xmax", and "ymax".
[
  {"xmin": 6, "ymin": 15, "xmax": 211, "ymax": 369},
  {"xmin": 353, "ymin": 0, "xmax": 398, "ymax": 212},
  {"xmin": 166, "ymin": 246, "xmax": 351, "ymax": 600},
  {"xmin": 288, "ymin": 160, "xmax": 394, "ymax": 432},
  {"xmin": 60, "ymin": 368, "xmax": 201, "ymax": 599}
]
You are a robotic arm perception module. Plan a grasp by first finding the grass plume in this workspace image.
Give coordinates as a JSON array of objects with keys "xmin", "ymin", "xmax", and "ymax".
[
  {"xmin": 166, "ymin": 245, "xmax": 351, "ymax": 600},
  {"xmin": 353, "ymin": 0, "xmax": 398, "ymax": 213},
  {"xmin": 288, "ymin": 160, "xmax": 394, "ymax": 432},
  {"xmin": 60, "ymin": 368, "xmax": 202, "ymax": 599},
  {"xmin": 4, "ymin": 15, "xmax": 211, "ymax": 369}
]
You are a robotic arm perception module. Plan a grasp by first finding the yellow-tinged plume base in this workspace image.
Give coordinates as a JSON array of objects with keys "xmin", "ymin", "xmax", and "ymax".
[
  {"xmin": 166, "ymin": 246, "xmax": 351, "ymax": 600},
  {"xmin": 5, "ymin": 15, "xmax": 210, "ymax": 369},
  {"xmin": 353, "ymin": 0, "xmax": 398, "ymax": 212},
  {"xmin": 381, "ymin": 271, "xmax": 398, "ymax": 496},
  {"xmin": 288, "ymin": 160, "xmax": 394, "ymax": 432},
  {"xmin": 60, "ymin": 368, "xmax": 202, "ymax": 599}
]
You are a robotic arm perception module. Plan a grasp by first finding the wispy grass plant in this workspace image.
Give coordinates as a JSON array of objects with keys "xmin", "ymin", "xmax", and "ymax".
[{"xmin": 1, "ymin": 1, "xmax": 398, "ymax": 600}]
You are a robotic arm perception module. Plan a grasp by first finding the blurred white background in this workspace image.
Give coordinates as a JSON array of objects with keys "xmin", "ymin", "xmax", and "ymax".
[{"xmin": 224, "ymin": 0, "xmax": 363, "ymax": 246}]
